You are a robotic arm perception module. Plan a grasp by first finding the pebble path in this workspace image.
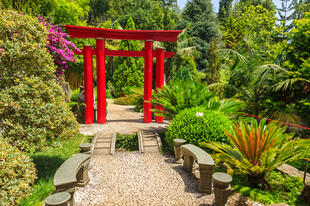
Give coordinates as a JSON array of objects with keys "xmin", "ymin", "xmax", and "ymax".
[{"xmin": 74, "ymin": 152, "xmax": 215, "ymax": 206}]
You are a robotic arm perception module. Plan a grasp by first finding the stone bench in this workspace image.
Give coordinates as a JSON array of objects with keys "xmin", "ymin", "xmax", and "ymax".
[
  {"xmin": 181, "ymin": 144, "xmax": 215, "ymax": 193},
  {"xmin": 53, "ymin": 153, "xmax": 91, "ymax": 204}
]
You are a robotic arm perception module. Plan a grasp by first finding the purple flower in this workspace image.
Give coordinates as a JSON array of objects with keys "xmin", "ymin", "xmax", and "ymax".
[{"xmin": 38, "ymin": 16, "xmax": 77, "ymax": 78}]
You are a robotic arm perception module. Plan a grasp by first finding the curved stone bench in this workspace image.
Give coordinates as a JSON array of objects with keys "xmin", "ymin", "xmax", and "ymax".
[
  {"xmin": 181, "ymin": 144, "xmax": 215, "ymax": 193},
  {"xmin": 54, "ymin": 153, "xmax": 91, "ymax": 203}
]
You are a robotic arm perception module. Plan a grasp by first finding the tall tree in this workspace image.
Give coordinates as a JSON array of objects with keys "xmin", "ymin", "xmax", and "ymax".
[
  {"xmin": 236, "ymin": 0, "xmax": 276, "ymax": 11},
  {"xmin": 289, "ymin": 0, "xmax": 310, "ymax": 20},
  {"xmin": 218, "ymin": 0, "xmax": 233, "ymax": 23},
  {"xmin": 112, "ymin": 17, "xmax": 144, "ymax": 97},
  {"xmin": 278, "ymin": 0, "xmax": 293, "ymax": 30},
  {"xmin": 178, "ymin": 0, "xmax": 221, "ymax": 75}
]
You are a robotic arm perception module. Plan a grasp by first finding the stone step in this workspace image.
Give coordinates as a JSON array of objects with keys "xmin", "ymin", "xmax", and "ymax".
[
  {"xmin": 95, "ymin": 142, "xmax": 111, "ymax": 148},
  {"xmin": 143, "ymin": 146, "xmax": 159, "ymax": 153},
  {"xmin": 99, "ymin": 136, "xmax": 113, "ymax": 140},
  {"xmin": 143, "ymin": 132, "xmax": 155, "ymax": 136},
  {"xmin": 93, "ymin": 147, "xmax": 110, "ymax": 155},
  {"xmin": 96, "ymin": 139, "xmax": 112, "ymax": 143},
  {"xmin": 143, "ymin": 140, "xmax": 157, "ymax": 146},
  {"xmin": 143, "ymin": 136, "xmax": 156, "ymax": 141}
]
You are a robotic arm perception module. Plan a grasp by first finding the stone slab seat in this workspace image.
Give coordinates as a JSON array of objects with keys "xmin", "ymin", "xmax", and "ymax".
[
  {"xmin": 54, "ymin": 153, "xmax": 91, "ymax": 192},
  {"xmin": 181, "ymin": 144, "xmax": 215, "ymax": 193}
]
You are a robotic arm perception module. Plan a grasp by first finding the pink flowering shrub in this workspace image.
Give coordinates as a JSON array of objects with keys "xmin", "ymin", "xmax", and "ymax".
[{"xmin": 38, "ymin": 16, "xmax": 78, "ymax": 78}]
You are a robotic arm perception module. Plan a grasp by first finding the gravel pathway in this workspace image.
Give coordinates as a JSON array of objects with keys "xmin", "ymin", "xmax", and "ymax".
[
  {"xmin": 74, "ymin": 152, "xmax": 263, "ymax": 206},
  {"xmin": 74, "ymin": 152, "xmax": 214, "ymax": 205}
]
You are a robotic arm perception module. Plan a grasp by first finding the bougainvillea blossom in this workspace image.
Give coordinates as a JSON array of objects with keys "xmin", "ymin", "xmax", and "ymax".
[{"xmin": 38, "ymin": 15, "xmax": 79, "ymax": 78}]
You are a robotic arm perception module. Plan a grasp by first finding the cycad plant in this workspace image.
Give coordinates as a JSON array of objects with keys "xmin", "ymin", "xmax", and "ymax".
[{"xmin": 201, "ymin": 119, "xmax": 310, "ymax": 188}]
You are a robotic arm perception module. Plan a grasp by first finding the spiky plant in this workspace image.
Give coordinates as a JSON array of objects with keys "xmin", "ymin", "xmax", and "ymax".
[
  {"xmin": 201, "ymin": 119, "xmax": 310, "ymax": 188},
  {"xmin": 151, "ymin": 80, "xmax": 244, "ymax": 119},
  {"xmin": 151, "ymin": 80, "xmax": 215, "ymax": 119}
]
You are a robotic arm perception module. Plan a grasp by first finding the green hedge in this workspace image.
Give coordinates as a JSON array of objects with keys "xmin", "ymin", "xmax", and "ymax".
[
  {"xmin": 0, "ymin": 138, "xmax": 36, "ymax": 205},
  {"xmin": 166, "ymin": 107, "xmax": 232, "ymax": 150},
  {"xmin": 114, "ymin": 94, "xmax": 140, "ymax": 105}
]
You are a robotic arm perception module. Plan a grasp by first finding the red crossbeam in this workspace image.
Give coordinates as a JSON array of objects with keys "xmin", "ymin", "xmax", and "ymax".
[
  {"xmin": 74, "ymin": 48, "xmax": 174, "ymax": 58},
  {"xmin": 64, "ymin": 25, "xmax": 182, "ymax": 42}
]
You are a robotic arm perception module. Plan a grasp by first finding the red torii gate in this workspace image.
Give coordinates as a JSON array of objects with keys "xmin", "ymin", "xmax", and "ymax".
[{"xmin": 64, "ymin": 25, "xmax": 182, "ymax": 124}]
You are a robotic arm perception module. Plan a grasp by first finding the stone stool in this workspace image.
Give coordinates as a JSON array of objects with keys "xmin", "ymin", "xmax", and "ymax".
[
  {"xmin": 173, "ymin": 139, "xmax": 186, "ymax": 163},
  {"xmin": 212, "ymin": 172, "xmax": 232, "ymax": 206},
  {"xmin": 79, "ymin": 143, "xmax": 92, "ymax": 154},
  {"xmin": 45, "ymin": 192, "xmax": 71, "ymax": 206}
]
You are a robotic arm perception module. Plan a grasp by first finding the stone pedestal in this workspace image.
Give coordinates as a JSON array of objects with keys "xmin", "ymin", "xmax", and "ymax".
[
  {"xmin": 77, "ymin": 160, "xmax": 90, "ymax": 187},
  {"xmin": 212, "ymin": 172, "xmax": 232, "ymax": 206},
  {"xmin": 79, "ymin": 143, "xmax": 92, "ymax": 154},
  {"xmin": 173, "ymin": 139, "xmax": 186, "ymax": 164},
  {"xmin": 45, "ymin": 192, "xmax": 71, "ymax": 206},
  {"xmin": 199, "ymin": 164, "xmax": 214, "ymax": 193}
]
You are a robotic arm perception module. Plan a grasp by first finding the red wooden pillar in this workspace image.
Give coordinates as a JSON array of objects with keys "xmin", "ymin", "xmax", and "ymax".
[
  {"xmin": 144, "ymin": 40, "xmax": 153, "ymax": 123},
  {"xmin": 96, "ymin": 38, "xmax": 106, "ymax": 124},
  {"xmin": 155, "ymin": 48, "xmax": 165, "ymax": 123},
  {"xmin": 83, "ymin": 46, "xmax": 94, "ymax": 124}
]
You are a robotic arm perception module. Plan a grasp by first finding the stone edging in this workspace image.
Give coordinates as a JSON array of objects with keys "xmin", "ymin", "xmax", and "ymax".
[
  {"xmin": 90, "ymin": 131, "xmax": 100, "ymax": 155},
  {"xmin": 138, "ymin": 130, "xmax": 144, "ymax": 153},
  {"xmin": 110, "ymin": 132, "xmax": 116, "ymax": 155}
]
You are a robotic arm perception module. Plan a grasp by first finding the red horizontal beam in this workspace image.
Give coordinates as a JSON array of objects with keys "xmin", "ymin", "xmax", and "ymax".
[
  {"xmin": 74, "ymin": 48, "xmax": 174, "ymax": 58},
  {"xmin": 64, "ymin": 25, "xmax": 182, "ymax": 42}
]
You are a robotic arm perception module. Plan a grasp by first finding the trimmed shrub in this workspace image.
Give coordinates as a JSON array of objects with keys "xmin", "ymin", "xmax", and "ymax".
[
  {"xmin": 0, "ymin": 76, "xmax": 79, "ymax": 152},
  {"xmin": 114, "ymin": 94, "xmax": 140, "ymax": 105},
  {"xmin": 0, "ymin": 137, "xmax": 36, "ymax": 205},
  {"xmin": 165, "ymin": 107, "xmax": 232, "ymax": 150}
]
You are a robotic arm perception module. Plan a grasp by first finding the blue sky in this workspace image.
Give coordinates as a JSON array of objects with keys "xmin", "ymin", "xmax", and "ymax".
[{"xmin": 177, "ymin": 0, "xmax": 282, "ymax": 12}]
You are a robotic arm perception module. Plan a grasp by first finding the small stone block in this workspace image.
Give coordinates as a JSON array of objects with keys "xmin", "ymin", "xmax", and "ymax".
[
  {"xmin": 79, "ymin": 143, "xmax": 92, "ymax": 152},
  {"xmin": 213, "ymin": 172, "xmax": 232, "ymax": 188},
  {"xmin": 173, "ymin": 139, "xmax": 186, "ymax": 147},
  {"xmin": 45, "ymin": 192, "xmax": 71, "ymax": 206}
]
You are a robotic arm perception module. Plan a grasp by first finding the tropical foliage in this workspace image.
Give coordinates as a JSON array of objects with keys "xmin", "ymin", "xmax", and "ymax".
[{"xmin": 202, "ymin": 119, "xmax": 310, "ymax": 188}]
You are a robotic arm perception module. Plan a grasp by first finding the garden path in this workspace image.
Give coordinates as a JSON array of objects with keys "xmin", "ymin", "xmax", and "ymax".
[
  {"xmin": 79, "ymin": 99, "xmax": 168, "ymax": 136},
  {"xmin": 75, "ymin": 100, "xmax": 263, "ymax": 206}
]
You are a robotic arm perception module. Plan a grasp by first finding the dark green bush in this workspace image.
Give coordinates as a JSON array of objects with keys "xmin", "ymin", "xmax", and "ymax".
[
  {"xmin": 165, "ymin": 107, "xmax": 231, "ymax": 150},
  {"xmin": 0, "ymin": 77, "xmax": 79, "ymax": 152},
  {"xmin": 115, "ymin": 133, "xmax": 139, "ymax": 151},
  {"xmin": 0, "ymin": 137, "xmax": 36, "ymax": 205}
]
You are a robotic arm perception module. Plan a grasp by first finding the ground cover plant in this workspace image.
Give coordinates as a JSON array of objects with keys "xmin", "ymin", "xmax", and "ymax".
[
  {"xmin": 115, "ymin": 133, "xmax": 139, "ymax": 151},
  {"xmin": 232, "ymin": 171, "xmax": 306, "ymax": 206},
  {"xmin": 166, "ymin": 106, "xmax": 232, "ymax": 150},
  {"xmin": 19, "ymin": 134, "xmax": 90, "ymax": 206}
]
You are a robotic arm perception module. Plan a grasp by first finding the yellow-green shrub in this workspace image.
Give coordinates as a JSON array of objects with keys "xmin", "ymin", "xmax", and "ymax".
[
  {"xmin": 0, "ymin": 76, "xmax": 79, "ymax": 152},
  {"xmin": 0, "ymin": 9, "xmax": 79, "ymax": 152},
  {"xmin": 0, "ymin": 137, "xmax": 36, "ymax": 205}
]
